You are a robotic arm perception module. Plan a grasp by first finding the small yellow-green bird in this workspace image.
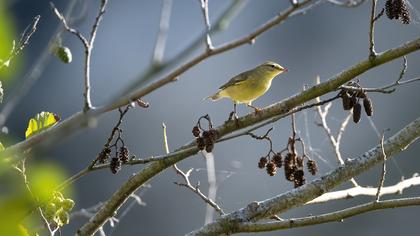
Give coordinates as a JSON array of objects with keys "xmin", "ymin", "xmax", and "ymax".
[{"xmin": 206, "ymin": 61, "xmax": 287, "ymax": 119}]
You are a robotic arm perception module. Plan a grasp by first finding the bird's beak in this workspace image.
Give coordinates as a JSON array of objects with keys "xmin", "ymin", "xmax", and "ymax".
[{"xmin": 282, "ymin": 67, "xmax": 288, "ymax": 72}]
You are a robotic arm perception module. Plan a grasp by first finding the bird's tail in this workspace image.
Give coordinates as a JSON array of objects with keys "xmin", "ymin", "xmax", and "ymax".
[{"xmin": 203, "ymin": 91, "xmax": 223, "ymax": 101}]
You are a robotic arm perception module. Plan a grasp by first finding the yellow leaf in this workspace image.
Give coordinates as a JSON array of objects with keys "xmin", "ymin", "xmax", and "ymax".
[{"xmin": 25, "ymin": 111, "xmax": 60, "ymax": 139}]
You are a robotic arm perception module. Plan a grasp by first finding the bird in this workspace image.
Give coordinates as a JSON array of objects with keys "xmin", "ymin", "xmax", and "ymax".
[{"xmin": 206, "ymin": 61, "xmax": 287, "ymax": 120}]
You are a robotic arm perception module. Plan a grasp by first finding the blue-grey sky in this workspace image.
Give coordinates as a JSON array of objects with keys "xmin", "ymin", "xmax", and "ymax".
[{"xmin": 3, "ymin": 0, "xmax": 420, "ymax": 235}]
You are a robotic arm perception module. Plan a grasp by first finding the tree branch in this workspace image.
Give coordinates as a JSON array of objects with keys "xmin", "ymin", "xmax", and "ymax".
[
  {"xmin": 118, "ymin": 0, "xmax": 248, "ymax": 95},
  {"xmin": 186, "ymin": 116, "xmax": 420, "ymax": 235},
  {"xmin": 152, "ymin": 0, "xmax": 173, "ymax": 64},
  {"xmin": 308, "ymin": 175, "xmax": 420, "ymax": 204},
  {"xmin": 0, "ymin": 0, "xmax": 81, "ymax": 127},
  {"xmin": 51, "ymin": 0, "xmax": 109, "ymax": 111},
  {"xmin": 0, "ymin": 33, "xmax": 418, "ymax": 178},
  {"xmin": 225, "ymin": 197, "xmax": 420, "ymax": 234},
  {"xmin": 198, "ymin": 0, "xmax": 213, "ymax": 50},
  {"xmin": 103, "ymin": 0, "xmax": 313, "ymax": 112}
]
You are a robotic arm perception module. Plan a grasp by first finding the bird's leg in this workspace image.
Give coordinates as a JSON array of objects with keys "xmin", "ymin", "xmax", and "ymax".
[
  {"xmin": 247, "ymin": 103, "xmax": 262, "ymax": 114},
  {"xmin": 228, "ymin": 103, "xmax": 239, "ymax": 121}
]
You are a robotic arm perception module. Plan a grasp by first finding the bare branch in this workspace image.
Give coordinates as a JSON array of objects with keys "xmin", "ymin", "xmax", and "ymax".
[
  {"xmin": 339, "ymin": 57, "xmax": 418, "ymax": 94},
  {"xmin": 51, "ymin": 0, "xmax": 109, "ymax": 112},
  {"xmin": 152, "ymin": 0, "xmax": 173, "ymax": 64},
  {"xmin": 326, "ymin": 0, "xmax": 366, "ymax": 7},
  {"xmin": 308, "ymin": 175, "xmax": 420, "ymax": 204},
  {"xmin": 223, "ymin": 197, "xmax": 420, "ymax": 234},
  {"xmin": 375, "ymin": 131, "xmax": 387, "ymax": 201},
  {"xmin": 199, "ymin": 0, "xmax": 213, "ymax": 50},
  {"xmin": 0, "ymin": 0, "xmax": 80, "ymax": 127},
  {"xmin": 315, "ymin": 99, "xmax": 358, "ymax": 187},
  {"xmin": 106, "ymin": 0, "xmax": 314, "ymax": 112},
  {"xmin": 0, "ymin": 15, "xmax": 41, "ymax": 70},
  {"xmin": 3, "ymin": 35, "xmax": 420, "ymax": 169},
  {"xmin": 89, "ymin": 0, "xmax": 108, "ymax": 46},
  {"xmin": 187, "ymin": 117, "xmax": 420, "ymax": 235},
  {"xmin": 163, "ymin": 123, "xmax": 225, "ymax": 217},
  {"xmin": 120, "ymin": 0, "xmax": 248, "ymax": 93},
  {"xmin": 368, "ymin": 0, "xmax": 383, "ymax": 59},
  {"xmin": 50, "ymin": 3, "xmax": 89, "ymax": 48}
]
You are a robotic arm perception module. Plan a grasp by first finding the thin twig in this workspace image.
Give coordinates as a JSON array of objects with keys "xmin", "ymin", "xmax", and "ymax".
[
  {"xmin": 51, "ymin": 0, "xmax": 109, "ymax": 112},
  {"xmin": 326, "ymin": 0, "xmax": 367, "ymax": 7},
  {"xmin": 0, "ymin": 0, "xmax": 80, "ymax": 127},
  {"xmin": 218, "ymin": 94, "xmax": 341, "ymax": 143},
  {"xmin": 0, "ymin": 15, "xmax": 41, "ymax": 69},
  {"xmin": 199, "ymin": 0, "xmax": 213, "ymax": 50},
  {"xmin": 152, "ymin": 0, "xmax": 173, "ymax": 64},
  {"xmin": 186, "ymin": 118, "xmax": 420, "ymax": 235},
  {"xmin": 119, "ymin": 0, "xmax": 248, "ymax": 94},
  {"xmin": 368, "ymin": 0, "xmax": 378, "ymax": 59},
  {"xmin": 339, "ymin": 57, "xmax": 416, "ymax": 94},
  {"xmin": 77, "ymin": 112, "xmax": 420, "ymax": 235},
  {"xmin": 105, "ymin": 0, "xmax": 314, "ymax": 112},
  {"xmin": 315, "ymin": 77, "xmax": 358, "ymax": 187},
  {"xmin": 375, "ymin": 131, "xmax": 387, "ymax": 201},
  {"xmin": 50, "ymin": 3, "xmax": 89, "ymax": 48},
  {"xmin": 163, "ymin": 123, "xmax": 225, "ymax": 216},
  {"xmin": 18, "ymin": 160, "xmax": 57, "ymax": 236}
]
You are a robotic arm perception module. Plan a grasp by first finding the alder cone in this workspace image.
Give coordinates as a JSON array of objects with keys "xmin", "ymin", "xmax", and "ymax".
[
  {"xmin": 363, "ymin": 97, "xmax": 373, "ymax": 116},
  {"xmin": 353, "ymin": 103, "xmax": 362, "ymax": 123},
  {"xmin": 349, "ymin": 93, "xmax": 357, "ymax": 109},
  {"xmin": 341, "ymin": 91, "xmax": 352, "ymax": 110}
]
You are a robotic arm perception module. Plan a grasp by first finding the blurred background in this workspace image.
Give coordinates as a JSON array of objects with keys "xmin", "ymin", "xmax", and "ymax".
[{"xmin": 1, "ymin": 0, "xmax": 420, "ymax": 235}]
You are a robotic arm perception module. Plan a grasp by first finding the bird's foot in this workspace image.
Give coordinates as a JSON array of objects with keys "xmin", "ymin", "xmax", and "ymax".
[
  {"xmin": 253, "ymin": 107, "xmax": 262, "ymax": 114},
  {"xmin": 248, "ymin": 105, "xmax": 262, "ymax": 115},
  {"xmin": 228, "ymin": 111, "xmax": 239, "ymax": 127}
]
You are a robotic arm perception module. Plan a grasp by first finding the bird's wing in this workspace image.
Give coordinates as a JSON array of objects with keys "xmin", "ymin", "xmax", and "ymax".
[{"xmin": 219, "ymin": 70, "xmax": 252, "ymax": 90}]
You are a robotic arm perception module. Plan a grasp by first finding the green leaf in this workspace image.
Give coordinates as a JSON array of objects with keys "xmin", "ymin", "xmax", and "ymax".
[{"xmin": 25, "ymin": 111, "xmax": 60, "ymax": 139}]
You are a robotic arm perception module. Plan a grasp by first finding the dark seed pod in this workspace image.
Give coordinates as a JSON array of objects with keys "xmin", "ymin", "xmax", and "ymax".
[
  {"xmin": 349, "ymin": 93, "xmax": 357, "ymax": 109},
  {"xmin": 307, "ymin": 160, "xmax": 318, "ymax": 175},
  {"xmin": 56, "ymin": 46, "xmax": 72, "ymax": 63},
  {"xmin": 363, "ymin": 96, "xmax": 373, "ymax": 116},
  {"xmin": 192, "ymin": 126, "xmax": 200, "ymax": 137},
  {"xmin": 293, "ymin": 169, "xmax": 305, "ymax": 188},
  {"xmin": 266, "ymin": 162, "xmax": 277, "ymax": 176},
  {"xmin": 400, "ymin": 0, "xmax": 411, "ymax": 24},
  {"xmin": 196, "ymin": 137, "xmax": 205, "ymax": 150},
  {"xmin": 119, "ymin": 146, "xmax": 129, "ymax": 163},
  {"xmin": 202, "ymin": 131, "xmax": 213, "ymax": 146},
  {"xmin": 296, "ymin": 156, "xmax": 304, "ymax": 168},
  {"xmin": 205, "ymin": 143, "xmax": 214, "ymax": 153},
  {"xmin": 353, "ymin": 102, "xmax": 362, "ymax": 123},
  {"xmin": 98, "ymin": 147, "xmax": 111, "ymax": 163},
  {"xmin": 285, "ymin": 165, "xmax": 296, "ymax": 181},
  {"xmin": 110, "ymin": 157, "xmax": 122, "ymax": 174},
  {"xmin": 272, "ymin": 153, "xmax": 283, "ymax": 168},
  {"xmin": 341, "ymin": 91, "xmax": 352, "ymax": 110},
  {"xmin": 258, "ymin": 157, "xmax": 268, "ymax": 169},
  {"xmin": 385, "ymin": 0, "xmax": 397, "ymax": 19},
  {"xmin": 284, "ymin": 153, "xmax": 296, "ymax": 181},
  {"xmin": 208, "ymin": 129, "xmax": 219, "ymax": 142},
  {"xmin": 104, "ymin": 147, "xmax": 111, "ymax": 155},
  {"xmin": 284, "ymin": 153, "xmax": 293, "ymax": 167}
]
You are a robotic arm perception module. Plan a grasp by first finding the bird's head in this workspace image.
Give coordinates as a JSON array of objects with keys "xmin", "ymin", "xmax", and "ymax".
[{"xmin": 258, "ymin": 61, "xmax": 288, "ymax": 77}]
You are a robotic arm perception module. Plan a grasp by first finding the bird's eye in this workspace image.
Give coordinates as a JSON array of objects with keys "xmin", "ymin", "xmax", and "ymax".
[{"xmin": 270, "ymin": 64, "xmax": 275, "ymax": 68}]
